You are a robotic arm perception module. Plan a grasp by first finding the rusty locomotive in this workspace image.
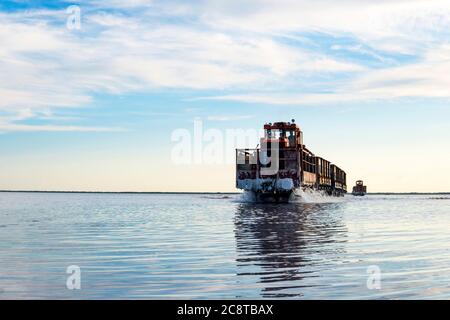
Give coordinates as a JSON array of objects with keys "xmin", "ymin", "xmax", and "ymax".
[
  {"xmin": 352, "ymin": 180, "xmax": 367, "ymax": 196},
  {"xmin": 236, "ymin": 120, "xmax": 347, "ymax": 202}
]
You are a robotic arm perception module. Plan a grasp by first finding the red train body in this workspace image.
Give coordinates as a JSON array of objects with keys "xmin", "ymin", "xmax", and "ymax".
[{"xmin": 236, "ymin": 120, "xmax": 347, "ymax": 202}]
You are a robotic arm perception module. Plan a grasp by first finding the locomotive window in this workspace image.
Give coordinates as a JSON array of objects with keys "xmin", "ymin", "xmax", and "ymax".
[
  {"xmin": 272, "ymin": 130, "xmax": 281, "ymax": 139},
  {"xmin": 287, "ymin": 131, "xmax": 295, "ymax": 147}
]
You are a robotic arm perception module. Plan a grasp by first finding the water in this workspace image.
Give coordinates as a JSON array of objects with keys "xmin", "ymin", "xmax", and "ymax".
[{"xmin": 0, "ymin": 192, "xmax": 449, "ymax": 299}]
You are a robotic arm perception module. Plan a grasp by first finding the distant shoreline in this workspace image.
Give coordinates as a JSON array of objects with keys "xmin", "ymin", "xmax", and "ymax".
[
  {"xmin": 0, "ymin": 190, "xmax": 449, "ymax": 195},
  {"xmin": 0, "ymin": 190, "xmax": 241, "ymax": 195}
]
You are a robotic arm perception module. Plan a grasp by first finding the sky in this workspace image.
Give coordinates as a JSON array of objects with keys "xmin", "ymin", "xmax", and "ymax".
[{"xmin": 0, "ymin": 0, "xmax": 449, "ymax": 192}]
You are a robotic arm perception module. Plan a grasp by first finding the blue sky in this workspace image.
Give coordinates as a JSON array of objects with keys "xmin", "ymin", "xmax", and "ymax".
[{"xmin": 1, "ymin": 0, "xmax": 450, "ymax": 192}]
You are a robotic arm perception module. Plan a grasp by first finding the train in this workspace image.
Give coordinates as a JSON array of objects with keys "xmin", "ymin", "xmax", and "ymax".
[
  {"xmin": 236, "ymin": 120, "xmax": 347, "ymax": 202},
  {"xmin": 352, "ymin": 180, "xmax": 367, "ymax": 196}
]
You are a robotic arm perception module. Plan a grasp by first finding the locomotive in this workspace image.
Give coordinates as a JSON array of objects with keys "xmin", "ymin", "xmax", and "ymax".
[
  {"xmin": 236, "ymin": 120, "xmax": 347, "ymax": 202},
  {"xmin": 352, "ymin": 180, "xmax": 367, "ymax": 196}
]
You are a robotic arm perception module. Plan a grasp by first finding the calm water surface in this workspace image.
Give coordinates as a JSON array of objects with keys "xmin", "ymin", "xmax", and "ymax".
[{"xmin": 0, "ymin": 192, "xmax": 449, "ymax": 299}]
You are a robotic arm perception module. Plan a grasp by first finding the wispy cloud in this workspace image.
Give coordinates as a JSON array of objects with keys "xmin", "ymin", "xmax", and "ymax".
[
  {"xmin": 198, "ymin": 44, "xmax": 450, "ymax": 105},
  {"xmin": 0, "ymin": 0, "xmax": 449, "ymax": 131},
  {"xmin": 0, "ymin": 123, "xmax": 125, "ymax": 132},
  {"xmin": 207, "ymin": 115, "xmax": 254, "ymax": 121}
]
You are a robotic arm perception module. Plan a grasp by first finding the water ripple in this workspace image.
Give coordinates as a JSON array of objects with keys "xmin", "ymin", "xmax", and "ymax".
[{"xmin": 0, "ymin": 192, "xmax": 449, "ymax": 299}]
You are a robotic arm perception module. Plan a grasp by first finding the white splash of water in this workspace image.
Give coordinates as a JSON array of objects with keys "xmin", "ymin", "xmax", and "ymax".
[
  {"xmin": 238, "ymin": 191, "xmax": 257, "ymax": 203},
  {"xmin": 290, "ymin": 188, "xmax": 345, "ymax": 203},
  {"xmin": 236, "ymin": 189, "xmax": 346, "ymax": 203}
]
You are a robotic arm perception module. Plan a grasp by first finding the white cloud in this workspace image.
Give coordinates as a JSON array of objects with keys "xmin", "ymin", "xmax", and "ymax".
[
  {"xmin": 0, "ymin": 0, "xmax": 449, "ymax": 130},
  {"xmin": 198, "ymin": 0, "xmax": 450, "ymax": 52},
  {"xmin": 89, "ymin": 0, "xmax": 154, "ymax": 9},
  {"xmin": 0, "ymin": 123, "xmax": 124, "ymax": 132},
  {"xmin": 207, "ymin": 115, "xmax": 254, "ymax": 121},
  {"xmin": 199, "ymin": 44, "xmax": 450, "ymax": 105}
]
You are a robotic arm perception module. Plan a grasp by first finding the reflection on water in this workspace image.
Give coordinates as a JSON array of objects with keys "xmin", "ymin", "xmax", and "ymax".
[
  {"xmin": 1, "ymin": 192, "xmax": 450, "ymax": 299},
  {"xmin": 234, "ymin": 203, "xmax": 348, "ymax": 298}
]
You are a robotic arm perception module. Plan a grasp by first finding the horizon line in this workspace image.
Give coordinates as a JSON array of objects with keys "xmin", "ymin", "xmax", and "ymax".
[{"xmin": 0, "ymin": 190, "xmax": 449, "ymax": 195}]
